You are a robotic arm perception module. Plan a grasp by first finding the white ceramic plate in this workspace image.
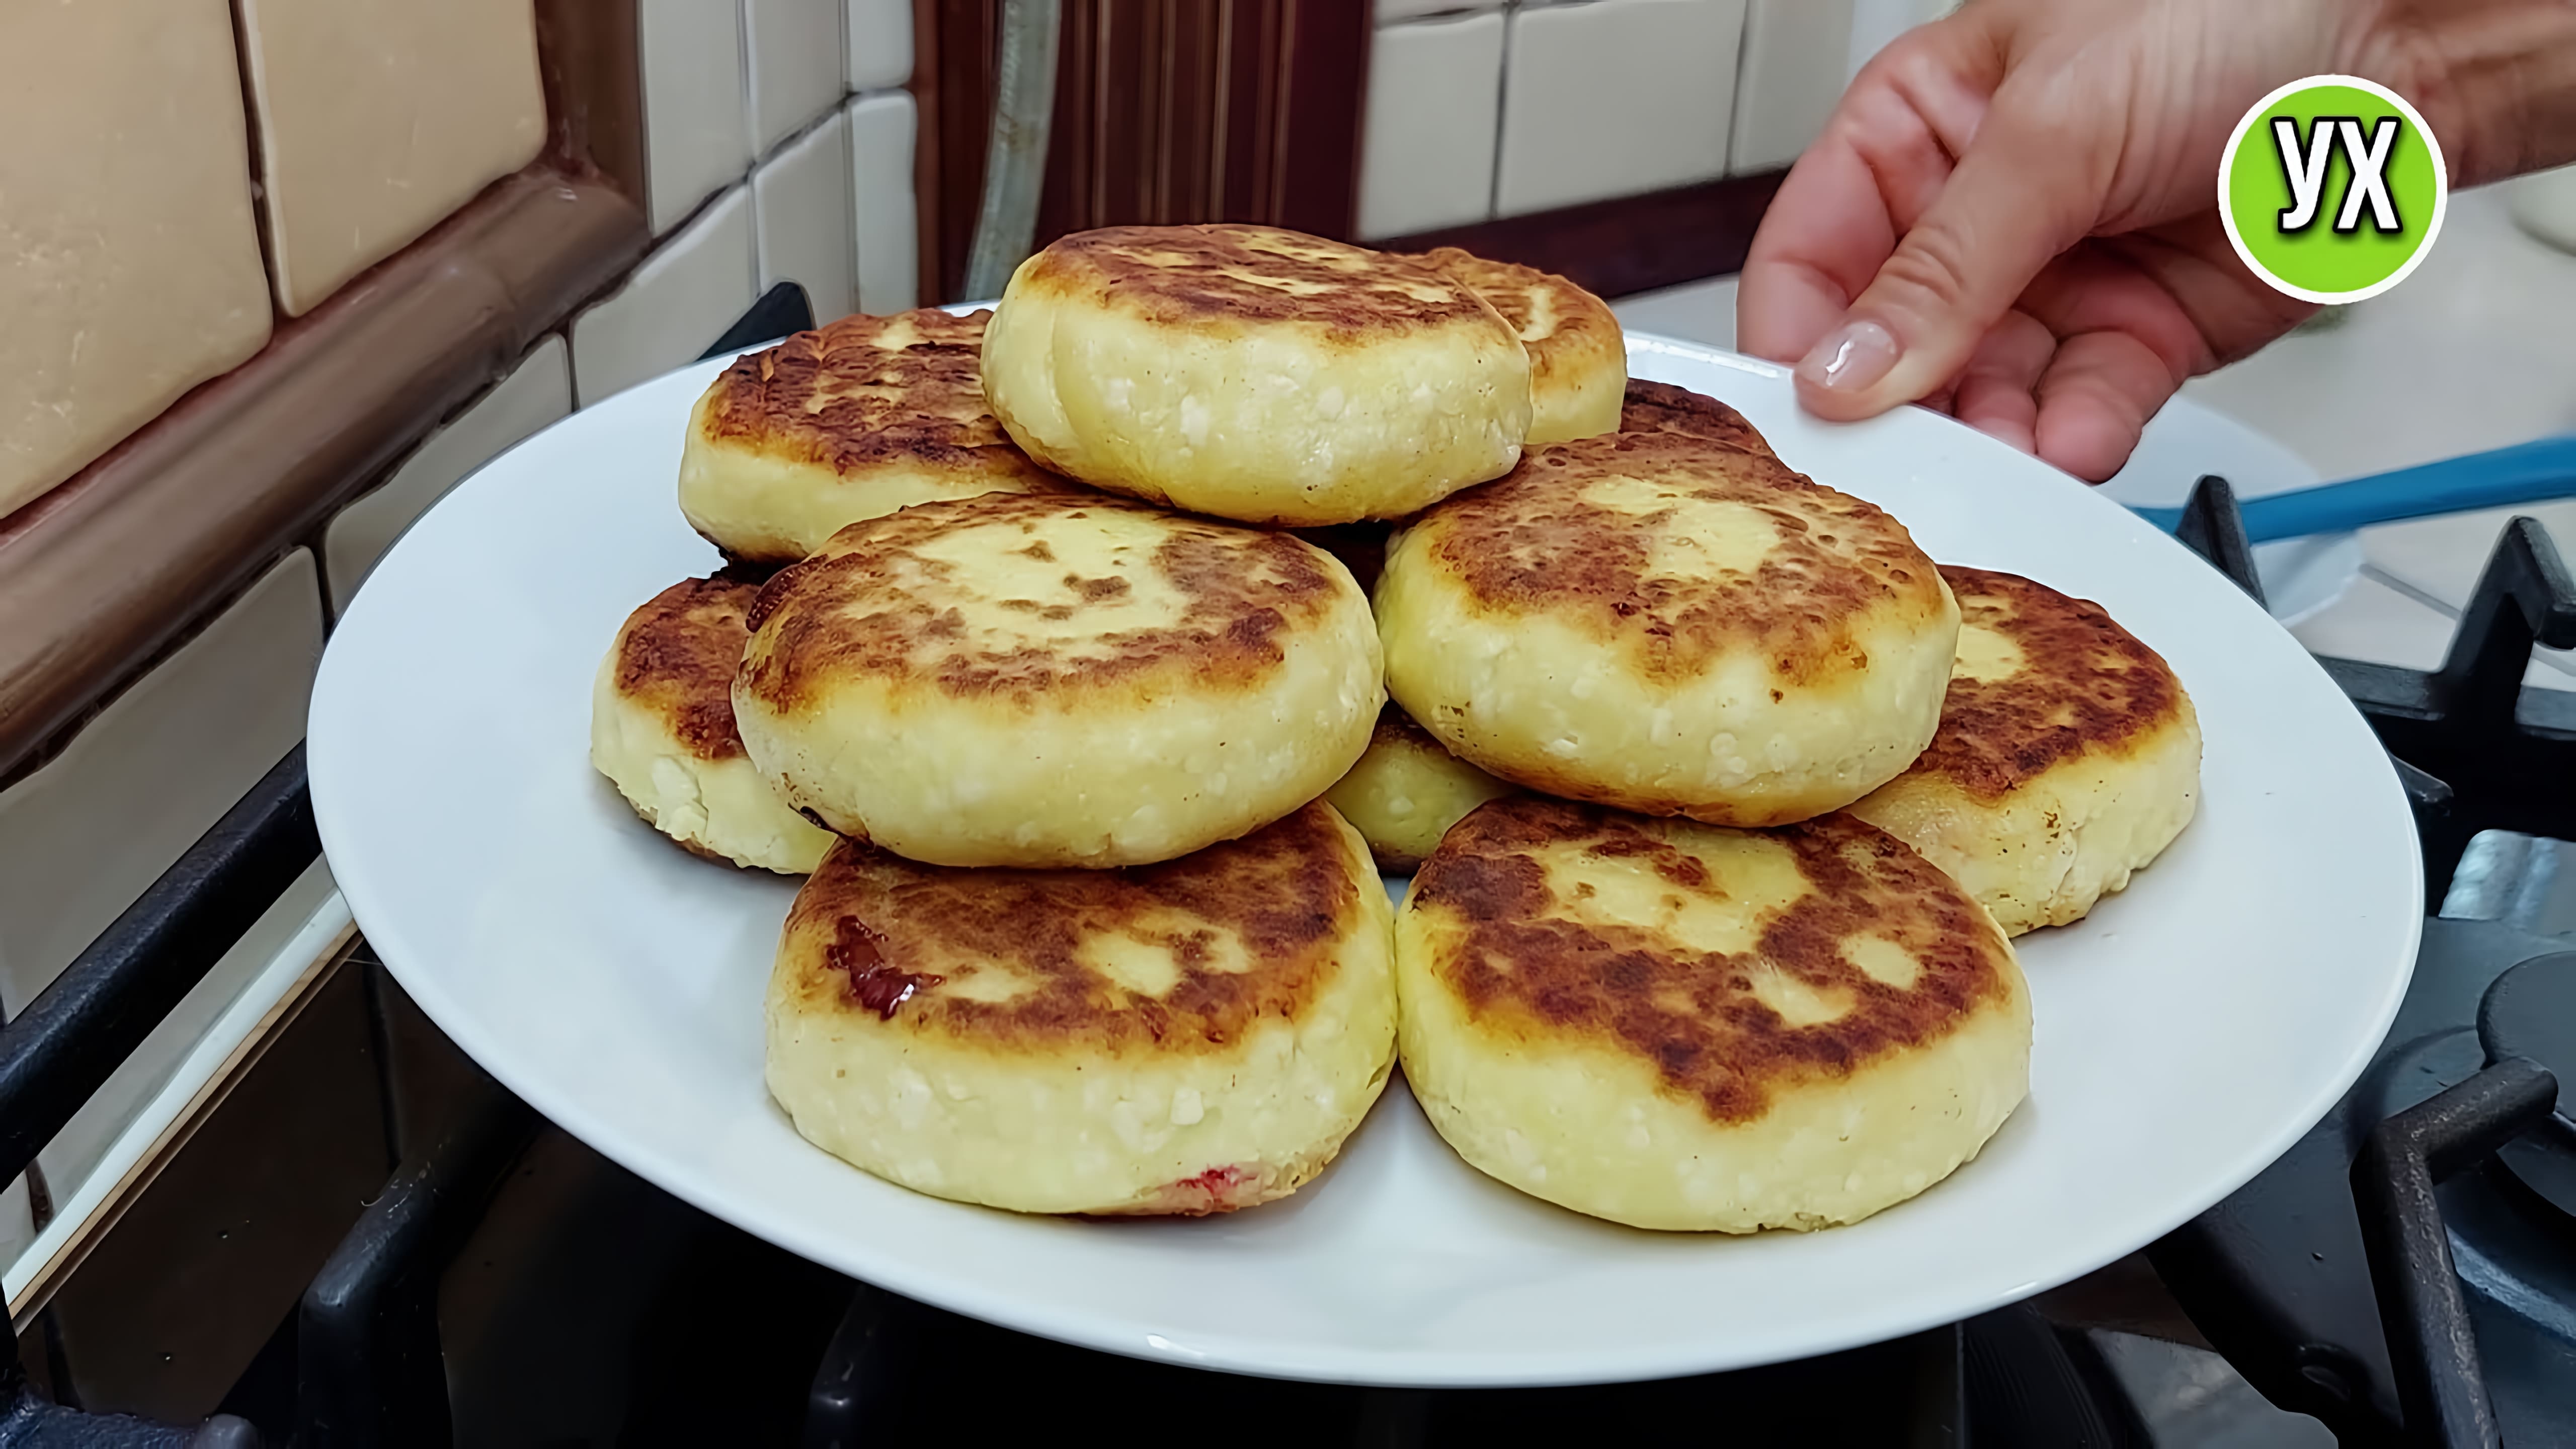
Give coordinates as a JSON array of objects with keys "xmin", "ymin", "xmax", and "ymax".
[{"xmin": 309, "ymin": 336, "xmax": 2421, "ymax": 1388}]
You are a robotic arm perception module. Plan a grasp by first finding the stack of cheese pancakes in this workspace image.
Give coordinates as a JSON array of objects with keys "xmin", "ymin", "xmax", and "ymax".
[{"xmin": 589, "ymin": 223, "xmax": 2200, "ymax": 1233}]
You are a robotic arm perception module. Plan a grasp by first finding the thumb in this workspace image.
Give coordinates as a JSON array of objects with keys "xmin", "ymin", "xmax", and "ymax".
[{"xmin": 1794, "ymin": 82, "xmax": 2107, "ymax": 421}]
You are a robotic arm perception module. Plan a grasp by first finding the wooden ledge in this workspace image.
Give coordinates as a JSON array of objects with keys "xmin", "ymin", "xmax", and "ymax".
[
  {"xmin": 1378, "ymin": 171, "xmax": 1786, "ymax": 302},
  {"xmin": 0, "ymin": 165, "xmax": 648, "ymax": 781}
]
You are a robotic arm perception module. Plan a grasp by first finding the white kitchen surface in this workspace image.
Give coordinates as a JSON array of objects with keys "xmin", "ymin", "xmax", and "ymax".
[{"xmin": 1614, "ymin": 182, "xmax": 2576, "ymax": 682}]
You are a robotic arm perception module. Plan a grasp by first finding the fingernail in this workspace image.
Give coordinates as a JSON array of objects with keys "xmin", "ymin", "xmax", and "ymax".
[{"xmin": 1796, "ymin": 319, "xmax": 1900, "ymax": 394}]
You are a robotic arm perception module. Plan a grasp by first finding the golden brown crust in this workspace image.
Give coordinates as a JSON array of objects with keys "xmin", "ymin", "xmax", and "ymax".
[
  {"xmin": 1619, "ymin": 380, "xmax": 1775, "ymax": 458},
  {"xmin": 695, "ymin": 309, "xmax": 1054, "ymax": 482},
  {"xmin": 1913, "ymin": 567, "xmax": 2187, "ymax": 801},
  {"xmin": 741, "ymin": 492, "xmax": 1350, "ymax": 710},
  {"xmin": 610, "ymin": 572, "xmax": 763, "ymax": 761},
  {"xmin": 1016, "ymin": 225, "xmax": 1504, "ymax": 336},
  {"xmin": 1410, "ymin": 797, "xmax": 2015, "ymax": 1124},
  {"xmin": 1414, "ymin": 248, "xmax": 1620, "ymax": 392},
  {"xmin": 1413, "ymin": 430, "xmax": 1944, "ymax": 684},
  {"xmin": 777, "ymin": 802, "xmax": 1361, "ymax": 1052}
]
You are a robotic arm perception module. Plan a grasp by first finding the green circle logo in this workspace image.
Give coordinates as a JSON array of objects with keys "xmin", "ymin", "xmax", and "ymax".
[{"xmin": 2218, "ymin": 74, "xmax": 2447, "ymax": 303}]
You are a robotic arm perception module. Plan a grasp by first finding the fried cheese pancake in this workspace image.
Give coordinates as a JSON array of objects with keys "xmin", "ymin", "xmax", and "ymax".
[
  {"xmin": 767, "ymin": 802, "xmax": 1398, "ymax": 1215},
  {"xmin": 1414, "ymin": 247, "xmax": 1624, "ymax": 444},
  {"xmin": 734, "ymin": 492, "xmax": 1383, "ymax": 868},
  {"xmin": 1323, "ymin": 704, "xmax": 1515, "ymax": 872},
  {"xmin": 1396, "ymin": 798, "xmax": 2030, "ymax": 1231},
  {"xmin": 590, "ymin": 573, "xmax": 834, "ymax": 873},
  {"xmin": 1619, "ymin": 379, "xmax": 1777, "ymax": 459},
  {"xmin": 1377, "ymin": 431, "xmax": 1960, "ymax": 827},
  {"xmin": 679, "ymin": 309, "xmax": 1060, "ymax": 564},
  {"xmin": 981, "ymin": 224, "xmax": 1531, "ymax": 525},
  {"xmin": 1849, "ymin": 567, "xmax": 2200, "ymax": 934}
]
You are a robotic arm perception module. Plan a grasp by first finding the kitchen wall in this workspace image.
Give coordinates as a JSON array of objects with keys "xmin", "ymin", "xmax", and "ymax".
[
  {"xmin": 1355, "ymin": 0, "xmax": 1951, "ymax": 242},
  {"xmin": 0, "ymin": 0, "xmax": 1938, "ymax": 1377},
  {"xmin": 0, "ymin": 0, "xmax": 919, "ymax": 1291}
]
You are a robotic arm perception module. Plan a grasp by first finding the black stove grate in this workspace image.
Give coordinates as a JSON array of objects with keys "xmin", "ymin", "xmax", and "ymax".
[{"xmin": 2155, "ymin": 475, "xmax": 2574, "ymax": 1449}]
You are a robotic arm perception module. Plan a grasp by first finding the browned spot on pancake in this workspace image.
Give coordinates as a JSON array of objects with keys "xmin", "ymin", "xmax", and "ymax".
[
  {"xmin": 1412, "ymin": 798, "xmax": 2011, "ymax": 1123},
  {"xmin": 1912, "ymin": 566, "xmax": 2185, "ymax": 800},
  {"xmin": 611, "ymin": 574, "xmax": 760, "ymax": 760},
  {"xmin": 1291, "ymin": 520, "xmax": 1392, "ymax": 593},
  {"xmin": 1413, "ymin": 248, "xmax": 1620, "ymax": 392},
  {"xmin": 1018, "ymin": 225, "xmax": 1503, "ymax": 337},
  {"xmin": 1416, "ymin": 430, "xmax": 1942, "ymax": 683},
  {"xmin": 827, "ymin": 918, "xmax": 945, "ymax": 1018},
  {"xmin": 1619, "ymin": 380, "xmax": 1776, "ymax": 459},
  {"xmin": 780, "ymin": 802, "xmax": 1360, "ymax": 1051},
  {"xmin": 743, "ymin": 492, "xmax": 1346, "ymax": 708},
  {"xmin": 697, "ymin": 308, "xmax": 1058, "ymax": 484}
]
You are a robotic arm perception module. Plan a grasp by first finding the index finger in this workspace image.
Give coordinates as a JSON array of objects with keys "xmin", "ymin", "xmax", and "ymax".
[{"xmin": 1736, "ymin": 29, "xmax": 1997, "ymax": 364}]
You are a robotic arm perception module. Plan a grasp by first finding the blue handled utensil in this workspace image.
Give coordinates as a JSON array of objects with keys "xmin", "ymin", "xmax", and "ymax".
[{"xmin": 2131, "ymin": 435, "xmax": 2576, "ymax": 543}]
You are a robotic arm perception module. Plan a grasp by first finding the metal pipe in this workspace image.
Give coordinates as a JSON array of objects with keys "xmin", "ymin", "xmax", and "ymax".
[{"xmin": 961, "ymin": 0, "xmax": 1064, "ymax": 303}]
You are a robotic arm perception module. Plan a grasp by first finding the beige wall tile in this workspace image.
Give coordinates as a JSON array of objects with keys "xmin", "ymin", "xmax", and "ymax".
[
  {"xmin": 1730, "ymin": 0, "xmax": 1852, "ymax": 174},
  {"xmin": 237, "ymin": 0, "xmax": 548, "ymax": 316},
  {"xmin": 0, "ymin": 552, "xmax": 324, "ymax": 1020},
  {"xmin": 850, "ymin": 94, "xmax": 920, "ymax": 310},
  {"xmin": 572, "ymin": 187, "xmax": 757, "ymax": 404},
  {"xmin": 756, "ymin": 122, "xmax": 859, "ymax": 325},
  {"xmin": 1356, "ymin": 14, "xmax": 1505, "ymax": 241},
  {"xmin": 327, "ymin": 339, "xmax": 572, "ymax": 612},
  {"xmin": 1497, "ymin": 0, "xmax": 1747, "ymax": 217},
  {"xmin": 0, "ymin": 0, "xmax": 272, "ymax": 521}
]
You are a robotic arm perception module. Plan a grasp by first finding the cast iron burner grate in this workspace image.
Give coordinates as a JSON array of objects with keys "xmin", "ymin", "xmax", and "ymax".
[{"xmin": 2155, "ymin": 475, "xmax": 2575, "ymax": 1449}]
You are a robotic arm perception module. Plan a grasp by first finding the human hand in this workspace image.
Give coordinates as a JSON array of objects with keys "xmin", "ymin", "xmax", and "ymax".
[{"xmin": 1735, "ymin": 0, "xmax": 2576, "ymax": 480}]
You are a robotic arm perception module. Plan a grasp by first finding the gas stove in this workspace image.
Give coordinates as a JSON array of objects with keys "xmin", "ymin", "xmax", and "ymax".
[{"xmin": 2, "ymin": 449, "xmax": 2570, "ymax": 1444}]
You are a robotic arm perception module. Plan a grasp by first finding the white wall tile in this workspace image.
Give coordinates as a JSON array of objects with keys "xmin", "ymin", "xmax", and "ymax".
[
  {"xmin": 572, "ymin": 187, "xmax": 757, "ymax": 405},
  {"xmin": 846, "ymin": 0, "xmax": 914, "ymax": 93},
  {"xmin": 640, "ymin": 0, "xmax": 752, "ymax": 233},
  {"xmin": 1497, "ymin": 0, "xmax": 1747, "ymax": 217},
  {"xmin": 236, "ymin": 0, "xmax": 548, "ymax": 315},
  {"xmin": 0, "ymin": 1180, "xmax": 32, "ymax": 1282},
  {"xmin": 1356, "ymin": 13, "xmax": 1504, "ymax": 240},
  {"xmin": 1375, "ymin": 0, "xmax": 1505, "ymax": 20},
  {"xmin": 747, "ymin": 0, "xmax": 847, "ymax": 157},
  {"xmin": 327, "ymin": 338, "xmax": 571, "ymax": 612},
  {"xmin": 756, "ymin": 118, "xmax": 859, "ymax": 325},
  {"xmin": 1845, "ymin": 0, "xmax": 1954, "ymax": 83},
  {"xmin": 850, "ymin": 93, "xmax": 921, "ymax": 310},
  {"xmin": 36, "ymin": 859, "xmax": 339, "ymax": 1214},
  {"xmin": 1730, "ymin": 0, "xmax": 1851, "ymax": 174},
  {"xmin": 1611, "ymin": 274, "xmax": 1738, "ymax": 349},
  {"xmin": 0, "ymin": 552, "xmax": 324, "ymax": 1020}
]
